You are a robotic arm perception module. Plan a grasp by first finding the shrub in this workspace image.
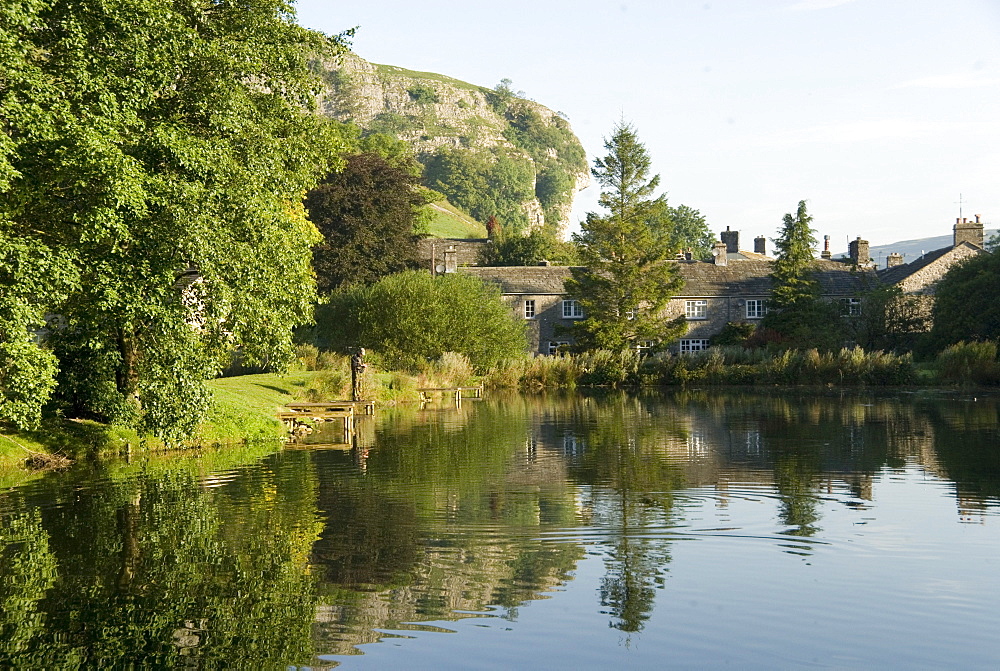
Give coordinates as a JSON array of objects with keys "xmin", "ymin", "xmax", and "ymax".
[
  {"xmin": 316, "ymin": 271, "xmax": 527, "ymax": 372},
  {"xmin": 936, "ymin": 341, "xmax": 1000, "ymax": 385}
]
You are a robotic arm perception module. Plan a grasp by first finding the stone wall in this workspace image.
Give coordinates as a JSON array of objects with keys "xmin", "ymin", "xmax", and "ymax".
[{"xmin": 897, "ymin": 244, "xmax": 981, "ymax": 295}]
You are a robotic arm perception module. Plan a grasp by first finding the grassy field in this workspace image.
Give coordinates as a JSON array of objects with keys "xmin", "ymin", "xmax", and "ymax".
[{"xmin": 423, "ymin": 201, "xmax": 487, "ymax": 239}]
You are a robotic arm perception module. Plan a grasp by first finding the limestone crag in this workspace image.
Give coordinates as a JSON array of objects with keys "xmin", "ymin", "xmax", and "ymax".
[{"xmin": 317, "ymin": 51, "xmax": 589, "ymax": 230}]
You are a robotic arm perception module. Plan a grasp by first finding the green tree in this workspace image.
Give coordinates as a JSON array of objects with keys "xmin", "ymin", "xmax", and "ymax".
[
  {"xmin": 565, "ymin": 122, "xmax": 685, "ymax": 351},
  {"xmin": 306, "ymin": 152, "xmax": 423, "ymax": 293},
  {"xmin": 0, "ymin": 0, "xmax": 352, "ymax": 439},
  {"xmin": 662, "ymin": 204, "xmax": 714, "ymax": 259},
  {"xmin": 849, "ymin": 283, "xmax": 928, "ymax": 352},
  {"xmin": 770, "ymin": 200, "xmax": 819, "ymax": 309},
  {"xmin": 423, "ymin": 147, "xmax": 534, "ymax": 234},
  {"xmin": 316, "ymin": 270, "xmax": 527, "ymax": 370},
  {"xmin": 759, "ymin": 200, "xmax": 843, "ymax": 349},
  {"xmin": 929, "ymin": 249, "xmax": 1000, "ymax": 349}
]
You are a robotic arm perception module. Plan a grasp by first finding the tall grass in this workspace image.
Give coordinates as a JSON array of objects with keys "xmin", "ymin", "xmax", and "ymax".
[{"xmin": 485, "ymin": 346, "xmax": 915, "ymax": 389}]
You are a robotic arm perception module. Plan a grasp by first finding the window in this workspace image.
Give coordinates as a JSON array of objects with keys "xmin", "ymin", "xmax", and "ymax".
[
  {"xmin": 840, "ymin": 297, "xmax": 861, "ymax": 316},
  {"xmin": 625, "ymin": 308, "xmax": 637, "ymax": 321},
  {"xmin": 679, "ymin": 339, "xmax": 711, "ymax": 353},
  {"xmin": 685, "ymin": 300, "xmax": 707, "ymax": 320},
  {"xmin": 746, "ymin": 299, "xmax": 767, "ymax": 319},
  {"xmin": 562, "ymin": 299, "xmax": 584, "ymax": 319},
  {"xmin": 633, "ymin": 340, "xmax": 657, "ymax": 352},
  {"xmin": 547, "ymin": 340, "xmax": 571, "ymax": 355},
  {"xmin": 524, "ymin": 299, "xmax": 536, "ymax": 319}
]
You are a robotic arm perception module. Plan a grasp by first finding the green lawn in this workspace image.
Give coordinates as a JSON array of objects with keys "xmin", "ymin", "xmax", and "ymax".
[{"xmin": 423, "ymin": 201, "xmax": 487, "ymax": 239}]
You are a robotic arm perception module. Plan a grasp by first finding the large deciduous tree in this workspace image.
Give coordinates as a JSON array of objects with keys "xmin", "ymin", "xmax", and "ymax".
[
  {"xmin": 0, "ymin": 0, "xmax": 351, "ymax": 439},
  {"xmin": 928, "ymin": 249, "xmax": 1000, "ymax": 349},
  {"xmin": 306, "ymin": 151, "xmax": 423, "ymax": 293},
  {"xmin": 565, "ymin": 122, "xmax": 685, "ymax": 351}
]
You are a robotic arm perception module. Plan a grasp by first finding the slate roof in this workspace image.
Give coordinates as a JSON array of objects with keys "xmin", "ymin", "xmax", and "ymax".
[
  {"xmin": 461, "ymin": 259, "xmax": 873, "ymax": 297},
  {"xmin": 876, "ymin": 243, "xmax": 967, "ymax": 285},
  {"xmin": 459, "ymin": 266, "xmax": 576, "ymax": 294}
]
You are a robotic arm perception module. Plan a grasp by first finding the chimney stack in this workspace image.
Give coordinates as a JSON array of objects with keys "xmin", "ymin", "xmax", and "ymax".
[
  {"xmin": 821, "ymin": 235, "xmax": 832, "ymax": 260},
  {"xmin": 848, "ymin": 236, "xmax": 870, "ymax": 266},
  {"xmin": 886, "ymin": 252, "xmax": 904, "ymax": 268},
  {"xmin": 721, "ymin": 226, "xmax": 739, "ymax": 254},
  {"xmin": 444, "ymin": 245, "xmax": 457, "ymax": 273},
  {"xmin": 954, "ymin": 215, "xmax": 984, "ymax": 247},
  {"xmin": 712, "ymin": 240, "xmax": 728, "ymax": 266},
  {"xmin": 754, "ymin": 235, "xmax": 766, "ymax": 255}
]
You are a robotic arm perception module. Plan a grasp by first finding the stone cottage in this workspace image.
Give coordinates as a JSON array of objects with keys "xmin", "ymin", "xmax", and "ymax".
[{"xmin": 456, "ymin": 217, "xmax": 986, "ymax": 355}]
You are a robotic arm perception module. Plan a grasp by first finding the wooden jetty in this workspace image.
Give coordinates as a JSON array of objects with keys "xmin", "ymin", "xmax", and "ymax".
[
  {"xmin": 416, "ymin": 385, "xmax": 484, "ymax": 404},
  {"xmin": 279, "ymin": 400, "xmax": 374, "ymax": 443}
]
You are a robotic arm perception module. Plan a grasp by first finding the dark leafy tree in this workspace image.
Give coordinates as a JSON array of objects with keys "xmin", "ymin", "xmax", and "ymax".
[
  {"xmin": 306, "ymin": 152, "xmax": 423, "ymax": 292},
  {"xmin": 929, "ymin": 249, "xmax": 1000, "ymax": 349},
  {"xmin": 849, "ymin": 284, "xmax": 928, "ymax": 352},
  {"xmin": 565, "ymin": 122, "xmax": 685, "ymax": 351}
]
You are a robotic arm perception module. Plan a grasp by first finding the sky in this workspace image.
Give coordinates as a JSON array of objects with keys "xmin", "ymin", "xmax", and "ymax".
[{"xmin": 295, "ymin": 0, "xmax": 1000, "ymax": 255}]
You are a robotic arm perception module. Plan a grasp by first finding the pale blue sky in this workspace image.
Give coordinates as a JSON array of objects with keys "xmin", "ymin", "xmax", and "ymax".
[{"xmin": 296, "ymin": 0, "xmax": 1000, "ymax": 254}]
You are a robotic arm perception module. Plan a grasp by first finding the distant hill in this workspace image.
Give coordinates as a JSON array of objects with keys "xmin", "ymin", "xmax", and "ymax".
[{"xmin": 835, "ymin": 230, "xmax": 997, "ymax": 267}]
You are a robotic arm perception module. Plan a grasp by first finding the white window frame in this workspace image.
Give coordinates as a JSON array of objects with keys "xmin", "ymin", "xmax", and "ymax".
[
  {"xmin": 685, "ymin": 300, "xmax": 708, "ymax": 320},
  {"xmin": 679, "ymin": 339, "xmax": 711, "ymax": 353},
  {"xmin": 562, "ymin": 299, "xmax": 584, "ymax": 319},
  {"xmin": 840, "ymin": 297, "xmax": 861, "ymax": 316},
  {"xmin": 633, "ymin": 339, "xmax": 657, "ymax": 352},
  {"xmin": 524, "ymin": 299, "xmax": 536, "ymax": 319},
  {"xmin": 745, "ymin": 299, "xmax": 767, "ymax": 320},
  {"xmin": 625, "ymin": 308, "xmax": 637, "ymax": 321},
  {"xmin": 547, "ymin": 340, "xmax": 571, "ymax": 355}
]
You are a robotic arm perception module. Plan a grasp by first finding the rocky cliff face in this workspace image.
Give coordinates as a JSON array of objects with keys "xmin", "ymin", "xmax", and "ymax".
[{"xmin": 316, "ymin": 51, "xmax": 589, "ymax": 232}]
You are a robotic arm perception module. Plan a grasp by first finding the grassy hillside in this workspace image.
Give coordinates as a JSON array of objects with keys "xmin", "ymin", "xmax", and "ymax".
[{"xmin": 423, "ymin": 200, "xmax": 488, "ymax": 239}]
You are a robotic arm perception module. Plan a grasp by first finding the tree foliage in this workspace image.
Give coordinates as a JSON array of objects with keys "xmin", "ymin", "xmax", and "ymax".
[
  {"xmin": 769, "ymin": 201, "xmax": 819, "ymax": 309},
  {"xmin": 929, "ymin": 249, "xmax": 1000, "ymax": 350},
  {"xmin": 315, "ymin": 271, "xmax": 527, "ymax": 371},
  {"xmin": 0, "ymin": 0, "xmax": 351, "ymax": 438},
  {"xmin": 565, "ymin": 122, "xmax": 685, "ymax": 351},
  {"xmin": 758, "ymin": 200, "xmax": 839, "ymax": 350},
  {"xmin": 423, "ymin": 147, "xmax": 535, "ymax": 235},
  {"xmin": 306, "ymin": 152, "xmax": 423, "ymax": 293},
  {"xmin": 664, "ymin": 204, "xmax": 714, "ymax": 259}
]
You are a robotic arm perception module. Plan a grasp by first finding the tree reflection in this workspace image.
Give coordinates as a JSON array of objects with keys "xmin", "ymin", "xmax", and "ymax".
[
  {"xmin": 568, "ymin": 392, "xmax": 684, "ymax": 633},
  {"xmin": 1, "ymin": 450, "xmax": 324, "ymax": 668}
]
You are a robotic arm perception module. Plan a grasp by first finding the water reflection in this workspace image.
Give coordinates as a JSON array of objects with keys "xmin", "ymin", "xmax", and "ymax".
[{"xmin": 0, "ymin": 390, "xmax": 998, "ymax": 667}]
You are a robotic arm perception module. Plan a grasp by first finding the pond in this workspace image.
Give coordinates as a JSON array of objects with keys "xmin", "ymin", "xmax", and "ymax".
[{"xmin": 1, "ymin": 390, "xmax": 999, "ymax": 669}]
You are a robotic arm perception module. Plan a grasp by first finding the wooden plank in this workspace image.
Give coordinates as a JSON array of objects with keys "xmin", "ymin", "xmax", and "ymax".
[{"xmin": 278, "ymin": 410, "xmax": 353, "ymax": 421}]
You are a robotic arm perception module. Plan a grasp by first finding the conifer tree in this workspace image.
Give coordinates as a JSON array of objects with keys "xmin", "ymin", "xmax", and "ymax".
[
  {"xmin": 770, "ymin": 200, "xmax": 819, "ymax": 308},
  {"xmin": 565, "ymin": 122, "xmax": 685, "ymax": 351},
  {"xmin": 761, "ymin": 200, "xmax": 844, "ymax": 349}
]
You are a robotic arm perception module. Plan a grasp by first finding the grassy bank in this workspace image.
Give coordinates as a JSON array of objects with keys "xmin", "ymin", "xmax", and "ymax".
[{"xmin": 0, "ymin": 359, "xmax": 443, "ymax": 475}]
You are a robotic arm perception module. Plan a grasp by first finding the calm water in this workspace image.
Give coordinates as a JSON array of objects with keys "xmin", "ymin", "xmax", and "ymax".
[{"xmin": 1, "ymin": 390, "xmax": 999, "ymax": 669}]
